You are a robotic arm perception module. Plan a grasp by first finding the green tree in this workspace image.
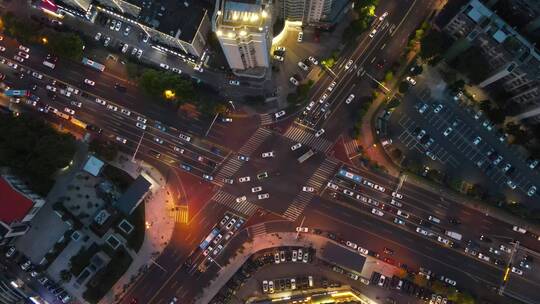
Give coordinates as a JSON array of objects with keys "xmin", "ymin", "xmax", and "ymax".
[
  {"xmin": 419, "ymin": 30, "xmax": 449, "ymax": 61},
  {"xmin": 398, "ymin": 81, "xmax": 410, "ymax": 93},
  {"xmin": 449, "ymin": 47, "xmax": 490, "ymax": 84},
  {"xmin": 384, "ymin": 71, "xmax": 394, "ymax": 83},
  {"xmin": 1, "ymin": 13, "xmax": 40, "ymax": 43},
  {"xmin": 89, "ymin": 140, "xmax": 118, "ymax": 162},
  {"xmin": 48, "ymin": 33, "xmax": 85, "ymax": 60}
]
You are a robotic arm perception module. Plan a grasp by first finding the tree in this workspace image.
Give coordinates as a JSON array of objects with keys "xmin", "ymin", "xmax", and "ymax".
[
  {"xmin": 89, "ymin": 139, "xmax": 118, "ymax": 162},
  {"xmin": 1, "ymin": 13, "xmax": 40, "ymax": 43},
  {"xmin": 398, "ymin": 81, "xmax": 410, "ymax": 93},
  {"xmin": 449, "ymin": 47, "xmax": 490, "ymax": 84},
  {"xmin": 60, "ymin": 269, "xmax": 72, "ymax": 282},
  {"xmin": 505, "ymin": 122, "xmax": 530, "ymax": 145},
  {"xmin": 412, "ymin": 274, "xmax": 427, "ymax": 287},
  {"xmin": 419, "ymin": 30, "xmax": 449, "ymax": 60},
  {"xmin": 48, "ymin": 33, "xmax": 85, "ymax": 60},
  {"xmin": 384, "ymin": 71, "xmax": 394, "ymax": 83},
  {"xmin": 138, "ymin": 69, "xmax": 195, "ymax": 103}
]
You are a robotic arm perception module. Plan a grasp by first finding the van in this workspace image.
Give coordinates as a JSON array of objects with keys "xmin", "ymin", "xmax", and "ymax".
[
  {"xmin": 428, "ymin": 215, "xmax": 441, "ymax": 224},
  {"xmin": 43, "ymin": 60, "xmax": 55, "ymax": 69}
]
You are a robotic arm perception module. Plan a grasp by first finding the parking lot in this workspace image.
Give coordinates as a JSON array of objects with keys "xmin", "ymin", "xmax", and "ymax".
[{"xmin": 387, "ymin": 77, "xmax": 539, "ymax": 204}]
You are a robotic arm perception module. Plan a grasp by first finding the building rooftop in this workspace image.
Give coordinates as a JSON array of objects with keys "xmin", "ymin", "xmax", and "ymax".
[
  {"xmin": 83, "ymin": 156, "xmax": 105, "ymax": 177},
  {"xmin": 0, "ymin": 177, "xmax": 33, "ymax": 224},
  {"xmin": 129, "ymin": 0, "xmax": 214, "ymax": 42},
  {"xmin": 114, "ymin": 175, "xmax": 151, "ymax": 215}
]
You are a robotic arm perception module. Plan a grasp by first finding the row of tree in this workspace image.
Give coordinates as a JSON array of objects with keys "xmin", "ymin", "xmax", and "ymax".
[
  {"xmin": 0, "ymin": 114, "xmax": 76, "ymax": 195},
  {"xmin": 342, "ymin": 0, "xmax": 379, "ymax": 42}
]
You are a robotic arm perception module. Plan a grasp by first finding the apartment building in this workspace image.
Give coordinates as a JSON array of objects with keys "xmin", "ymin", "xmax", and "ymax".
[
  {"xmin": 283, "ymin": 0, "xmax": 332, "ymax": 23},
  {"xmin": 213, "ymin": 0, "xmax": 272, "ymax": 76},
  {"xmin": 0, "ymin": 174, "xmax": 46, "ymax": 246},
  {"xmin": 43, "ymin": 0, "xmax": 213, "ymax": 58},
  {"xmin": 444, "ymin": 0, "xmax": 540, "ymax": 122}
]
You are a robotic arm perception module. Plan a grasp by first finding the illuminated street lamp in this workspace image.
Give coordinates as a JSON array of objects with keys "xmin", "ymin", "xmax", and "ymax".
[
  {"xmin": 41, "ymin": 37, "xmax": 48, "ymax": 44},
  {"xmin": 164, "ymin": 89, "xmax": 175, "ymax": 99}
]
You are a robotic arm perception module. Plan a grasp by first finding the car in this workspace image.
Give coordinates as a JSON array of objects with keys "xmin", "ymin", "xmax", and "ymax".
[
  {"xmin": 95, "ymin": 98, "xmax": 106, "ymax": 106},
  {"xmin": 345, "ymin": 94, "xmax": 355, "ymax": 104},
  {"xmin": 268, "ymin": 280, "xmax": 275, "ymax": 293},
  {"xmin": 308, "ymin": 56, "xmax": 318, "ymax": 65},
  {"xmin": 298, "ymin": 61, "xmax": 309, "ymax": 71},
  {"xmin": 262, "ymin": 280, "xmax": 269, "ymax": 293},
  {"xmin": 433, "ymin": 104, "xmax": 443, "ymax": 113},
  {"xmin": 296, "ymin": 226, "xmax": 308, "ymax": 233},
  {"xmin": 273, "ymin": 55, "xmax": 284, "ymax": 61},
  {"xmin": 107, "ymin": 104, "xmax": 118, "ymax": 111},
  {"xmin": 38, "ymin": 277, "xmax": 48, "ymax": 285},
  {"xmin": 345, "ymin": 60, "xmax": 353, "ymax": 70},
  {"xmin": 343, "ymin": 189, "xmax": 354, "ymax": 196},
  {"xmin": 251, "ymin": 186, "xmax": 262, "ymax": 193},
  {"xmin": 346, "ymin": 241, "xmax": 358, "ymax": 249},
  {"xmin": 115, "ymin": 20, "xmax": 122, "ymax": 31},
  {"xmin": 159, "ymin": 63, "xmax": 170, "ymax": 70},
  {"xmin": 513, "ymin": 225, "xmax": 527, "ymax": 234},
  {"xmin": 180, "ymin": 163, "xmax": 191, "ymax": 171},
  {"xmin": 443, "ymin": 127, "xmax": 453, "ymax": 136},
  {"xmin": 390, "ymin": 199, "xmax": 403, "ymax": 208},
  {"xmin": 104, "ymin": 36, "xmax": 111, "ymax": 46},
  {"xmin": 84, "ymin": 78, "xmax": 95, "ymax": 86},
  {"xmin": 136, "ymin": 49, "xmax": 143, "ymax": 59},
  {"xmin": 5, "ymin": 247, "xmax": 16, "ymax": 258},
  {"xmin": 63, "ymin": 107, "xmax": 75, "ymax": 115},
  {"xmin": 116, "ymin": 136, "xmax": 127, "ymax": 144},
  {"xmin": 142, "ymin": 34, "xmax": 150, "ymax": 43},
  {"xmin": 276, "ymin": 46, "xmax": 286, "ymax": 52},
  {"xmin": 327, "ymin": 81, "xmax": 337, "ymax": 91},
  {"xmin": 18, "ymin": 51, "xmax": 29, "ymax": 59},
  {"xmin": 302, "ymin": 186, "xmax": 314, "ymax": 192},
  {"xmin": 237, "ymin": 155, "xmax": 249, "ymax": 162},
  {"xmin": 225, "ymin": 218, "xmax": 237, "ymax": 230},
  {"xmin": 379, "ymin": 11, "xmax": 389, "ymax": 20},
  {"xmin": 19, "ymin": 45, "xmax": 30, "ymax": 52},
  {"xmin": 416, "ymin": 227, "xmax": 429, "ymax": 236},
  {"xmin": 291, "ymin": 143, "xmax": 302, "ymax": 151},
  {"xmin": 371, "ymin": 208, "xmax": 384, "ymax": 216},
  {"xmin": 178, "ymin": 134, "xmax": 191, "ymax": 142},
  {"xmin": 394, "ymin": 218, "xmax": 405, "ymax": 225},
  {"xmin": 437, "ymin": 236, "xmax": 451, "ymax": 246},
  {"xmin": 94, "ymin": 32, "xmax": 102, "ymax": 41},
  {"xmin": 275, "ymin": 110, "xmax": 286, "ymax": 119},
  {"xmin": 473, "ymin": 136, "xmax": 482, "ymax": 145},
  {"xmin": 257, "ymin": 172, "xmax": 269, "ymax": 180},
  {"xmin": 20, "ymin": 260, "xmax": 32, "ymax": 271},
  {"xmin": 7, "ymin": 61, "xmax": 18, "ymax": 69},
  {"xmin": 124, "ymin": 25, "xmax": 131, "ymax": 36},
  {"xmin": 528, "ymin": 185, "xmax": 537, "ymax": 196},
  {"xmin": 405, "ymin": 76, "xmax": 416, "ymax": 86},
  {"xmin": 258, "ymin": 193, "xmax": 270, "ymax": 200},
  {"xmin": 13, "ymin": 55, "xmax": 24, "ymax": 63},
  {"xmin": 154, "ymin": 137, "xmax": 164, "ymax": 144},
  {"xmin": 289, "ymin": 77, "xmax": 299, "ymax": 86},
  {"xmin": 121, "ymin": 43, "xmax": 129, "ymax": 53},
  {"xmin": 418, "ymin": 103, "xmax": 428, "ymax": 113},
  {"xmin": 506, "ymin": 179, "xmax": 518, "ymax": 190},
  {"xmin": 297, "ymin": 31, "xmax": 303, "ymax": 42},
  {"xmin": 502, "ymin": 163, "xmax": 512, "ymax": 172},
  {"xmin": 202, "ymin": 174, "xmax": 213, "ymax": 181},
  {"xmin": 369, "ymin": 29, "xmax": 377, "ymax": 38},
  {"xmin": 444, "ymin": 277, "xmax": 457, "ymax": 286},
  {"xmin": 238, "ymin": 176, "xmax": 250, "ymax": 183},
  {"xmin": 229, "ymin": 80, "xmax": 240, "ymax": 86},
  {"xmin": 416, "ymin": 129, "xmax": 426, "ymax": 140},
  {"xmin": 528, "ymin": 159, "xmax": 539, "ymax": 169},
  {"xmin": 392, "ymin": 192, "xmax": 403, "ymax": 199},
  {"xmin": 511, "ymin": 267, "xmax": 523, "ymax": 275},
  {"xmin": 70, "ymin": 101, "xmax": 82, "ymax": 108},
  {"xmin": 319, "ymin": 93, "xmax": 328, "ymax": 103},
  {"xmin": 109, "ymin": 19, "xmax": 116, "ymax": 30},
  {"xmin": 30, "ymin": 271, "xmax": 40, "ymax": 278},
  {"xmin": 315, "ymin": 129, "xmax": 325, "ymax": 137},
  {"xmin": 262, "ymin": 151, "xmax": 275, "ymax": 158}
]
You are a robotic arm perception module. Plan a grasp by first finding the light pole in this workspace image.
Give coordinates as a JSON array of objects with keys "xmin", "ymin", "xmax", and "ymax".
[
  {"xmin": 205, "ymin": 113, "xmax": 219, "ymax": 137},
  {"xmin": 131, "ymin": 132, "xmax": 145, "ymax": 162},
  {"xmin": 228, "ymin": 100, "xmax": 236, "ymax": 111},
  {"xmin": 295, "ymin": 216, "xmax": 306, "ymax": 239}
]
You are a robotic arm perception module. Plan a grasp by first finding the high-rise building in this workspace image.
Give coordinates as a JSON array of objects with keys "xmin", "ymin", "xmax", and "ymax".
[
  {"xmin": 213, "ymin": 0, "xmax": 272, "ymax": 76},
  {"xmin": 283, "ymin": 0, "xmax": 333, "ymax": 24}
]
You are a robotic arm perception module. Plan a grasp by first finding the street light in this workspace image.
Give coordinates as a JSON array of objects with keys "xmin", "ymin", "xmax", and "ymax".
[
  {"xmin": 41, "ymin": 37, "xmax": 48, "ymax": 44},
  {"xmin": 164, "ymin": 89, "xmax": 175, "ymax": 99}
]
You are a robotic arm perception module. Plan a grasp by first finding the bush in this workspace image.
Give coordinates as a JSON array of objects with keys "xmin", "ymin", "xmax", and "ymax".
[{"xmin": 70, "ymin": 243, "xmax": 100, "ymax": 276}]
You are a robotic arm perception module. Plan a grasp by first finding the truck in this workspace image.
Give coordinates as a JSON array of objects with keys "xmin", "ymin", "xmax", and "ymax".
[{"xmin": 445, "ymin": 231, "xmax": 462, "ymax": 241}]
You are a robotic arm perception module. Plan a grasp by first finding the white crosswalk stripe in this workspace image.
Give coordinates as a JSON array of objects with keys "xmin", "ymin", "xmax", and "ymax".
[
  {"xmin": 249, "ymin": 223, "xmax": 267, "ymax": 237},
  {"xmin": 238, "ymin": 128, "xmax": 272, "ymax": 155},
  {"xmin": 214, "ymin": 128, "xmax": 272, "ymax": 185},
  {"xmin": 282, "ymin": 158, "xmax": 339, "ymax": 221},
  {"xmin": 344, "ymin": 139, "xmax": 359, "ymax": 157},
  {"xmin": 211, "ymin": 190, "xmax": 258, "ymax": 217},
  {"xmin": 284, "ymin": 125, "xmax": 332, "ymax": 152},
  {"xmin": 259, "ymin": 114, "xmax": 274, "ymax": 125}
]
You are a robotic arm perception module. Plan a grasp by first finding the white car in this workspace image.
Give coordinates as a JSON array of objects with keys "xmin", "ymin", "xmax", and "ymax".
[
  {"xmin": 296, "ymin": 226, "xmax": 308, "ymax": 233},
  {"xmin": 94, "ymin": 32, "xmax": 102, "ymax": 41},
  {"xmin": 251, "ymin": 186, "xmax": 262, "ymax": 193},
  {"xmin": 289, "ymin": 77, "xmax": 299, "ymax": 86},
  {"xmin": 315, "ymin": 129, "xmax": 325, "ymax": 137},
  {"xmin": 31, "ymin": 72, "xmax": 43, "ymax": 79},
  {"xmin": 17, "ymin": 51, "xmax": 29, "ymax": 59},
  {"xmin": 371, "ymin": 208, "xmax": 384, "ymax": 216},
  {"xmin": 64, "ymin": 107, "xmax": 75, "ymax": 115},
  {"xmin": 345, "ymin": 94, "xmax": 355, "ymax": 104},
  {"xmin": 236, "ymin": 196, "xmax": 247, "ymax": 203},
  {"xmin": 13, "ymin": 55, "xmax": 24, "ymax": 63},
  {"xmin": 302, "ymin": 186, "xmax": 314, "ymax": 192},
  {"xmin": 115, "ymin": 21, "xmax": 122, "ymax": 31},
  {"xmin": 319, "ymin": 93, "xmax": 328, "ymax": 103},
  {"xmin": 116, "ymin": 136, "xmax": 127, "ymax": 144},
  {"xmin": 405, "ymin": 76, "xmax": 416, "ymax": 86},
  {"xmin": 273, "ymin": 55, "xmax": 284, "ymax": 61},
  {"xmin": 298, "ymin": 61, "xmax": 309, "ymax": 71},
  {"xmin": 477, "ymin": 253, "xmax": 490, "ymax": 262},
  {"xmin": 238, "ymin": 176, "xmax": 251, "ymax": 183},
  {"xmin": 291, "ymin": 143, "xmax": 302, "ymax": 151},
  {"xmin": 84, "ymin": 79, "xmax": 95, "ymax": 86},
  {"xmin": 19, "ymin": 45, "xmax": 30, "ymax": 52},
  {"xmin": 444, "ymin": 277, "xmax": 457, "ymax": 286},
  {"xmin": 379, "ymin": 11, "xmax": 389, "ymax": 21},
  {"xmin": 160, "ymin": 63, "xmax": 170, "ymax": 70},
  {"xmin": 391, "ymin": 192, "xmax": 403, "ymax": 199},
  {"xmin": 513, "ymin": 226, "xmax": 527, "ymax": 234},
  {"xmin": 229, "ymin": 80, "xmax": 240, "ymax": 86},
  {"xmin": 154, "ymin": 137, "xmax": 164, "ymax": 144},
  {"xmin": 120, "ymin": 109, "xmax": 131, "ymax": 116},
  {"xmin": 327, "ymin": 81, "xmax": 337, "ymax": 91},
  {"xmin": 345, "ymin": 60, "xmax": 353, "ymax": 70},
  {"xmin": 511, "ymin": 267, "xmax": 523, "ymax": 275},
  {"xmin": 473, "ymin": 136, "xmax": 482, "ymax": 145},
  {"xmin": 297, "ymin": 31, "xmax": 303, "ymax": 42},
  {"xmin": 258, "ymin": 193, "xmax": 270, "ymax": 200},
  {"xmin": 369, "ymin": 29, "xmax": 377, "ymax": 38},
  {"xmin": 275, "ymin": 110, "xmax": 286, "ymax": 119},
  {"xmin": 528, "ymin": 185, "xmax": 537, "ymax": 197},
  {"xmin": 95, "ymin": 98, "xmax": 106, "ymax": 106},
  {"xmin": 346, "ymin": 241, "xmax": 358, "ymax": 249},
  {"xmin": 394, "ymin": 218, "xmax": 405, "ymax": 225},
  {"xmin": 103, "ymin": 36, "xmax": 111, "ymax": 47},
  {"xmin": 107, "ymin": 104, "xmax": 118, "ymax": 111},
  {"xmin": 262, "ymin": 151, "xmax": 275, "ymax": 158},
  {"xmin": 136, "ymin": 122, "xmax": 147, "ymax": 130},
  {"xmin": 0, "ymin": 46, "xmax": 5, "ymax": 52},
  {"xmin": 433, "ymin": 104, "xmax": 443, "ymax": 113},
  {"xmin": 437, "ymin": 236, "xmax": 451, "ymax": 246},
  {"xmin": 137, "ymin": 116, "xmax": 147, "ymax": 123},
  {"xmin": 262, "ymin": 280, "xmax": 269, "ymax": 293},
  {"xmin": 416, "ymin": 227, "xmax": 429, "ymax": 236},
  {"xmin": 121, "ymin": 43, "xmax": 129, "ymax": 53},
  {"xmin": 171, "ymin": 67, "xmax": 182, "ymax": 74},
  {"xmin": 443, "ymin": 127, "xmax": 453, "ymax": 136},
  {"xmin": 70, "ymin": 101, "xmax": 82, "ymax": 108},
  {"xmin": 507, "ymin": 180, "xmax": 517, "ymax": 189},
  {"xmin": 308, "ymin": 56, "xmax": 318, "ymax": 65}
]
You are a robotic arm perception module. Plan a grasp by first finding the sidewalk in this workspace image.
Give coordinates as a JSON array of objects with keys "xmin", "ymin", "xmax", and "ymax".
[
  {"xmin": 98, "ymin": 154, "xmax": 175, "ymax": 304},
  {"xmin": 195, "ymin": 232, "xmax": 387, "ymax": 304}
]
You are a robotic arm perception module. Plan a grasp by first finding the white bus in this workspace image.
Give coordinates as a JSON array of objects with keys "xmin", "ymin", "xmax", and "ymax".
[{"xmin": 42, "ymin": 61, "xmax": 55, "ymax": 69}]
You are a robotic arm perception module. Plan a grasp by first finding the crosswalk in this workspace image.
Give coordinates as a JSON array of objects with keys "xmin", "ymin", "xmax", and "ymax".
[
  {"xmin": 259, "ymin": 114, "xmax": 274, "ymax": 125},
  {"xmin": 282, "ymin": 158, "xmax": 340, "ymax": 221},
  {"xmin": 214, "ymin": 128, "xmax": 272, "ymax": 184},
  {"xmin": 249, "ymin": 223, "xmax": 267, "ymax": 237},
  {"xmin": 344, "ymin": 138, "xmax": 360, "ymax": 157},
  {"xmin": 211, "ymin": 190, "xmax": 258, "ymax": 217},
  {"xmin": 171, "ymin": 205, "xmax": 189, "ymax": 224},
  {"xmin": 284, "ymin": 125, "xmax": 333, "ymax": 153}
]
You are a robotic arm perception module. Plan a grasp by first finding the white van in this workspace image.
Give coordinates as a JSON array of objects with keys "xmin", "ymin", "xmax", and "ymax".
[
  {"xmin": 43, "ymin": 60, "xmax": 55, "ymax": 69},
  {"xmin": 428, "ymin": 215, "xmax": 441, "ymax": 224}
]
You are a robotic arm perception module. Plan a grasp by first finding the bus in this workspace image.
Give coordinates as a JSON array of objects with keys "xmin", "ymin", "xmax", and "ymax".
[
  {"xmin": 42, "ymin": 61, "xmax": 56, "ymax": 69},
  {"xmin": 5, "ymin": 89, "xmax": 30, "ymax": 97},
  {"xmin": 199, "ymin": 228, "xmax": 220, "ymax": 250},
  {"xmin": 338, "ymin": 169, "xmax": 362, "ymax": 183},
  {"xmin": 82, "ymin": 57, "xmax": 105, "ymax": 72},
  {"xmin": 298, "ymin": 149, "xmax": 315, "ymax": 163}
]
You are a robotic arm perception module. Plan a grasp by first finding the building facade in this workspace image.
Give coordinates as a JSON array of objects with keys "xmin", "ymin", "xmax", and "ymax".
[
  {"xmin": 0, "ymin": 175, "xmax": 45, "ymax": 246},
  {"xmin": 213, "ymin": 0, "xmax": 272, "ymax": 76},
  {"xmin": 444, "ymin": 0, "xmax": 540, "ymax": 122}
]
